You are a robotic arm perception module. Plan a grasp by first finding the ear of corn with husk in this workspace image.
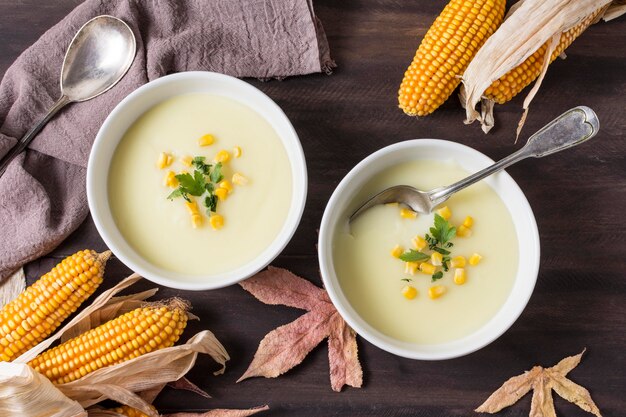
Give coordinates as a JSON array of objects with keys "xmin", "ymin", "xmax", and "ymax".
[
  {"xmin": 0, "ymin": 274, "xmax": 229, "ymax": 417},
  {"xmin": 460, "ymin": 0, "xmax": 615, "ymax": 135},
  {"xmin": 0, "ymin": 250, "xmax": 111, "ymax": 362}
]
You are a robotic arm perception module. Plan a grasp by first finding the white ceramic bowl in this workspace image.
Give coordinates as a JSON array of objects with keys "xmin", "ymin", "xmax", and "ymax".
[
  {"xmin": 87, "ymin": 72, "xmax": 307, "ymax": 290},
  {"xmin": 318, "ymin": 139, "xmax": 539, "ymax": 360}
]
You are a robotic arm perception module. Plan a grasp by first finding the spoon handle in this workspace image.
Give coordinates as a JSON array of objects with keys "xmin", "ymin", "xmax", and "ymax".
[
  {"xmin": 0, "ymin": 95, "xmax": 71, "ymax": 178},
  {"xmin": 429, "ymin": 106, "xmax": 600, "ymax": 205}
]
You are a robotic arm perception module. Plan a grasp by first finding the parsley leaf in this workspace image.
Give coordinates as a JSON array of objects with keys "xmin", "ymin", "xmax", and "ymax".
[
  {"xmin": 167, "ymin": 189, "xmax": 183, "ymax": 200},
  {"xmin": 400, "ymin": 278, "xmax": 413, "ymax": 283},
  {"xmin": 210, "ymin": 162, "xmax": 223, "ymax": 183},
  {"xmin": 400, "ymin": 250, "xmax": 430, "ymax": 263},
  {"xmin": 432, "ymin": 271, "xmax": 443, "ymax": 281},
  {"xmin": 204, "ymin": 194, "xmax": 218, "ymax": 213},
  {"xmin": 175, "ymin": 173, "xmax": 205, "ymax": 196}
]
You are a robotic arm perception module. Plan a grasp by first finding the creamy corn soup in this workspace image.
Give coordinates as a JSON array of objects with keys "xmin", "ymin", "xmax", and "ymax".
[
  {"xmin": 108, "ymin": 93, "xmax": 292, "ymax": 278},
  {"xmin": 333, "ymin": 160, "xmax": 518, "ymax": 344}
]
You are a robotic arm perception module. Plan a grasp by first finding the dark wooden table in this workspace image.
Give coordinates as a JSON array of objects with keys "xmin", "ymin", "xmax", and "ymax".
[{"xmin": 2, "ymin": 1, "xmax": 625, "ymax": 415}]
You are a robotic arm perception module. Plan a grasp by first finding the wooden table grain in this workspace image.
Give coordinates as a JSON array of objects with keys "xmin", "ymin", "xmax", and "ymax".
[{"xmin": 1, "ymin": 1, "xmax": 625, "ymax": 415}]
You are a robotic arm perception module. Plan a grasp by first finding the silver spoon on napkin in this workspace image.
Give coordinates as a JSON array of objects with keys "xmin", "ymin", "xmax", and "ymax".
[
  {"xmin": 350, "ymin": 106, "xmax": 599, "ymax": 222},
  {"xmin": 0, "ymin": 15, "xmax": 136, "ymax": 177}
]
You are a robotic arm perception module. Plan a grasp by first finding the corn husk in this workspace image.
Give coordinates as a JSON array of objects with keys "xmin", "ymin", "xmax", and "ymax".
[
  {"xmin": 460, "ymin": 0, "xmax": 614, "ymax": 135},
  {"xmin": 0, "ymin": 274, "xmax": 229, "ymax": 417},
  {"xmin": 604, "ymin": 0, "xmax": 626, "ymax": 21}
]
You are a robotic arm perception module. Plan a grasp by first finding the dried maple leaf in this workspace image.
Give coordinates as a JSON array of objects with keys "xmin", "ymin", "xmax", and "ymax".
[
  {"xmin": 476, "ymin": 349, "xmax": 602, "ymax": 417},
  {"xmin": 237, "ymin": 267, "xmax": 363, "ymax": 392}
]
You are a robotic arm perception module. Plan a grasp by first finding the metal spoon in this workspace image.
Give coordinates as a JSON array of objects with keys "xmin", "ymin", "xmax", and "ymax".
[
  {"xmin": 350, "ymin": 106, "xmax": 599, "ymax": 222},
  {"xmin": 0, "ymin": 15, "xmax": 136, "ymax": 177}
]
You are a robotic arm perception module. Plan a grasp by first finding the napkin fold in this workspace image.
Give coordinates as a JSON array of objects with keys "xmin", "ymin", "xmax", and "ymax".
[{"xmin": 0, "ymin": 0, "xmax": 334, "ymax": 280}]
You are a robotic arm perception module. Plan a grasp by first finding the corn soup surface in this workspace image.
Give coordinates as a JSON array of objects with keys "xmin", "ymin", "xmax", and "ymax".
[
  {"xmin": 333, "ymin": 160, "xmax": 518, "ymax": 344},
  {"xmin": 108, "ymin": 93, "xmax": 292, "ymax": 277}
]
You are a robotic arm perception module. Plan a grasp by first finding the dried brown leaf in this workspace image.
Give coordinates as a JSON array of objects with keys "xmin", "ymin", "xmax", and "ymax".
[
  {"xmin": 238, "ymin": 267, "xmax": 362, "ymax": 392},
  {"xmin": 167, "ymin": 377, "xmax": 211, "ymax": 399},
  {"xmin": 476, "ymin": 350, "xmax": 602, "ymax": 417}
]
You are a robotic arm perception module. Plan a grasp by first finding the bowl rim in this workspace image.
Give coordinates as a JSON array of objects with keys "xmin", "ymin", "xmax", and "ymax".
[
  {"xmin": 318, "ymin": 139, "xmax": 540, "ymax": 360},
  {"xmin": 87, "ymin": 71, "xmax": 307, "ymax": 290}
]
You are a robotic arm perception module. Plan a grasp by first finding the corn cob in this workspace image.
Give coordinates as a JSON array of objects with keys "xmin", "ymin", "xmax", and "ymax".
[
  {"xmin": 110, "ymin": 405, "xmax": 156, "ymax": 417},
  {"xmin": 0, "ymin": 250, "xmax": 110, "ymax": 362},
  {"xmin": 28, "ymin": 301, "xmax": 188, "ymax": 384},
  {"xmin": 484, "ymin": 7, "xmax": 605, "ymax": 104},
  {"xmin": 398, "ymin": 0, "xmax": 506, "ymax": 116}
]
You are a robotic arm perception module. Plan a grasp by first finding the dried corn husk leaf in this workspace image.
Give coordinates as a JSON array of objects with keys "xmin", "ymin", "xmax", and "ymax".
[
  {"xmin": 0, "ymin": 267, "xmax": 25, "ymax": 307},
  {"xmin": 0, "ymin": 362, "xmax": 86, "ymax": 417},
  {"xmin": 603, "ymin": 0, "xmax": 626, "ymax": 21},
  {"xmin": 461, "ymin": 0, "xmax": 612, "ymax": 134},
  {"xmin": 88, "ymin": 405, "xmax": 270, "ymax": 417},
  {"xmin": 476, "ymin": 350, "xmax": 602, "ymax": 417}
]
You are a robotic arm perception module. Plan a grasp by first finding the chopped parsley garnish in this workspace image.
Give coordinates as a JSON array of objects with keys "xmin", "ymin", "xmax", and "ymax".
[
  {"xmin": 399, "ymin": 250, "xmax": 430, "ymax": 263},
  {"xmin": 167, "ymin": 157, "xmax": 224, "ymax": 213}
]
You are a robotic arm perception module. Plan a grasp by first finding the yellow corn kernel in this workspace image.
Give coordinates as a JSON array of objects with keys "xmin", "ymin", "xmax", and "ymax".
[
  {"xmin": 419, "ymin": 263, "xmax": 436, "ymax": 275},
  {"xmin": 233, "ymin": 146, "xmax": 242, "ymax": 158},
  {"xmin": 428, "ymin": 285, "xmax": 447, "ymax": 300},
  {"xmin": 232, "ymin": 172, "xmax": 249, "ymax": 185},
  {"xmin": 181, "ymin": 156, "xmax": 193, "ymax": 167},
  {"xmin": 454, "ymin": 268, "xmax": 466, "ymax": 285},
  {"xmin": 402, "ymin": 285, "xmax": 418, "ymax": 300},
  {"xmin": 398, "ymin": 0, "xmax": 506, "ymax": 116},
  {"xmin": 400, "ymin": 208, "xmax": 417, "ymax": 219},
  {"xmin": 457, "ymin": 225, "xmax": 473, "ymax": 237},
  {"xmin": 219, "ymin": 180, "xmax": 233, "ymax": 193},
  {"xmin": 198, "ymin": 134, "xmax": 215, "ymax": 147},
  {"xmin": 215, "ymin": 187, "xmax": 228, "ymax": 201},
  {"xmin": 210, "ymin": 214, "xmax": 224, "ymax": 230},
  {"xmin": 385, "ymin": 202, "xmax": 399, "ymax": 207},
  {"xmin": 431, "ymin": 252, "xmax": 443, "ymax": 266},
  {"xmin": 110, "ymin": 405, "xmax": 157, "ymax": 417},
  {"xmin": 436, "ymin": 206, "xmax": 451, "ymax": 220},
  {"xmin": 214, "ymin": 150, "xmax": 230, "ymax": 163},
  {"xmin": 451, "ymin": 256, "xmax": 466, "ymax": 268},
  {"xmin": 390, "ymin": 245, "xmax": 404, "ymax": 259},
  {"xmin": 404, "ymin": 262, "xmax": 419, "ymax": 275},
  {"xmin": 185, "ymin": 200, "xmax": 199, "ymax": 215},
  {"xmin": 157, "ymin": 152, "xmax": 173, "ymax": 169},
  {"xmin": 191, "ymin": 214, "xmax": 203, "ymax": 229},
  {"xmin": 463, "ymin": 216, "xmax": 474, "ymax": 228},
  {"xmin": 163, "ymin": 171, "xmax": 178, "ymax": 188},
  {"xmin": 469, "ymin": 253, "xmax": 482, "ymax": 266},
  {"xmin": 412, "ymin": 236, "xmax": 427, "ymax": 251}
]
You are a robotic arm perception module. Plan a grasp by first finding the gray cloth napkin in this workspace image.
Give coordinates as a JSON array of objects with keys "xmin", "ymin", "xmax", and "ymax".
[{"xmin": 0, "ymin": 0, "xmax": 334, "ymax": 280}]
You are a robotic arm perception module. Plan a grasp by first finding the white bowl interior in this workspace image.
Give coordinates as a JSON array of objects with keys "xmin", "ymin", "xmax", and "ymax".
[
  {"xmin": 318, "ymin": 139, "xmax": 539, "ymax": 360},
  {"xmin": 87, "ymin": 72, "xmax": 307, "ymax": 290}
]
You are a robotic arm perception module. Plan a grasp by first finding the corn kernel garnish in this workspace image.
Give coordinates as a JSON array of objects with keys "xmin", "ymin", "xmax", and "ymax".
[
  {"xmin": 232, "ymin": 172, "xmax": 249, "ymax": 185},
  {"xmin": 402, "ymin": 285, "xmax": 418, "ymax": 300},
  {"xmin": 181, "ymin": 156, "xmax": 193, "ymax": 167},
  {"xmin": 404, "ymin": 262, "xmax": 419, "ymax": 275},
  {"xmin": 214, "ymin": 150, "xmax": 230, "ymax": 163},
  {"xmin": 430, "ymin": 252, "xmax": 443, "ymax": 266},
  {"xmin": 457, "ymin": 225, "xmax": 473, "ymax": 237},
  {"xmin": 469, "ymin": 253, "xmax": 483, "ymax": 266},
  {"xmin": 400, "ymin": 208, "xmax": 417, "ymax": 219},
  {"xmin": 163, "ymin": 171, "xmax": 178, "ymax": 188},
  {"xmin": 436, "ymin": 206, "xmax": 452, "ymax": 220},
  {"xmin": 198, "ymin": 134, "xmax": 215, "ymax": 147},
  {"xmin": 233, "ymin": 146, "xmax": 242, "ymax": 158},
  {"xmin": 185, "ymin": 200, "xmax": 199, "ymax": 215},
  {"xmin": 215, "ymin": 187, "xmax": 228, "ymax": 201},
  {"xmin": 390, "ymin": 245, "xmax": 404, "ymax": 259},
  {"xmin": 219, "ymin": 180, "xmax": 233, "ymax": 193},
  {"xmin": 463, "ymin": 216, "xmax": 474, "ymax": 228},
  {"xmin": 419, "ymin": 262, "xmax": 436, "ymax": 275},
  {"xmin": 428, "ymin": 285, "xmax": 446, "ymax": 299},
  {"xmin": 453, "ymin": 268, "xmax": 466, "ymax": 285},
  {"xmin": 210, "ymin": 214, "xmax": 224, "ymax": 230},
  {"xmin": 385, "ymin": 202, "xmax": 399, "ymax": 207},
  {"xmin": 191, "ymin": 214, "xmax": 203, "ymax": 229},
  {"xmin": 412, "ymin": 236, "xmax": 427, "ymax": 251},
  {"xmin": 451, "ymin": 256, "xmax": 466, "ymax": 268},
  {"xmin": 157, "ymin": 152, "xmax": 173, "ymax": 169}
]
